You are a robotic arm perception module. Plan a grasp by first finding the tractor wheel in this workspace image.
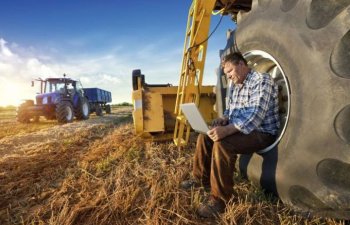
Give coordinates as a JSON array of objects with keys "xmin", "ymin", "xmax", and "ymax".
[
  {"xmin": 17, "ymin": 100, "xmax": 34, "ymax": 123},
  {"xmin": 96, "ymin": 104, "xmax": 103, "ymax": 116},
  {"xmin": 235, "ymin": 0, "xmax": 350, "ymax": 218},
  {"xmin": 75, "ymin": 97, "xmax": 90, "ymax": 120},
  {"xmin": 132, "ymin": 69, "xmax": 145, "ymax": 91},
  {"xmin": 56, "ymin": 101, "xmax": 74, "ymax": 123},
  {"xmin": 105, "ymin": 104, "xmax": 111, "ymax": 114}
]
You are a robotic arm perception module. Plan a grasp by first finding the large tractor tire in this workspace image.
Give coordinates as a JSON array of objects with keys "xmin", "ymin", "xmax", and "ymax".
[
  {"xmin": 235, "ymin": 0, "xmax": 350, "ymax": 219},
  {"xmin": 56, "ymin": 101, "xmax": 74, "ymax": 123},
  {"xmin": 75, "ymin": 97, "xmax": 90, "ymax": 120},
  {"xmin": 17, "ymin": 100, "xmax": 34, "ymax": 123},
  {"xmin": 132, "ymin": 69, "xmax": 145, "ymax": 91}
]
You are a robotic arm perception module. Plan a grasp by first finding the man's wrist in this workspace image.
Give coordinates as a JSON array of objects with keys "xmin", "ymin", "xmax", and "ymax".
[{"xmin": 226, "ymin": 124, "xmax": 238, "ymax": 135}]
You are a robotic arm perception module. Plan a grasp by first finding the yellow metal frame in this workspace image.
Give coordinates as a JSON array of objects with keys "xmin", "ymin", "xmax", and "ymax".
[
  {"xmin": 132, "ymin": 75, "xmax": 216, "ymax": 143},
  {"xmin": 173, "ymin": 0, "xmax": 217, "ymax": 146}
]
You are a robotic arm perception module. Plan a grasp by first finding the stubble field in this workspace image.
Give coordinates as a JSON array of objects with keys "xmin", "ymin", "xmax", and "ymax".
[{"xmin": 0, "ymin": 106, "xmax": 344, "ymax": 224}]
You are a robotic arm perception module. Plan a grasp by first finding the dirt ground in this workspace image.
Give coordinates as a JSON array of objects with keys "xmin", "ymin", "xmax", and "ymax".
[
  {"xmin": 0, "ymin": 107, "xmax": 343, "ymax": 225},
  {"xmin": 0, "ymin": 107, "xmax": 131, "ymax": 158},
  {"xmin": 0, "ymin": 107, "xmax": 133, "ymax": 224}
]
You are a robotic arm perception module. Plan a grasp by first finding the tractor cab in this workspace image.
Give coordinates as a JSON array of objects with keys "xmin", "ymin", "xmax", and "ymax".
[
  {"xmin": 43, "ymin": 78, "xmax": 84, "ymax": 95},
  {"xmin": 34, "ymin": 77, "xmax": 84, "ymax": 107}
]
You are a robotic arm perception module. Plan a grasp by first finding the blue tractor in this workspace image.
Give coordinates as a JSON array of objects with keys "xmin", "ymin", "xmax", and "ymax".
[{"xmin": 17, "ymin": 75, "xmax": 90, "ymax": 123}]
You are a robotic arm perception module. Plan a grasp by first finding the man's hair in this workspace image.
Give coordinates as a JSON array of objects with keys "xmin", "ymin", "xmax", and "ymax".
[{"xmin": 223, "ymin": 52, "xmax": 248, "ymax": 66}]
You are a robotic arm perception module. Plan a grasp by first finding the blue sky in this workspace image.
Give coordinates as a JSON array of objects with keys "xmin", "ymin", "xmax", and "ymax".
[{"xmin": 0, "ymin": 0, "xmax": 236, "ymax": 106}]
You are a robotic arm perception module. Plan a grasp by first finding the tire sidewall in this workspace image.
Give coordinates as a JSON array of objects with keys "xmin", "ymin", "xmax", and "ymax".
[
  {"xmin": 106, "ymin": 105, "xmax": 111, "ymax": 114},
  {"xmin": 96, "ymin": 105, "xmax": 103, "ymax": 116},
  {"xmin": 235, "ymin": 6, "xmax": 348, "ymax": 212},
  {"xmin": 81, "ymin": 98, "xmax": 90, "ymax": 119},
  {"xmin": 56, "ymin": 101, "xmax": 74, "ymax": 123}
]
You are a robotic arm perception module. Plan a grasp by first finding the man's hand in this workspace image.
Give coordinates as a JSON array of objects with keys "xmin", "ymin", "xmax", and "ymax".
[
  {"xmin": 210, "ymin": 117, "xmax": 229, "ymax": 128},
  {"xmin": 207, "ymin": 124, "xmax": 238, "ymax": 142}
]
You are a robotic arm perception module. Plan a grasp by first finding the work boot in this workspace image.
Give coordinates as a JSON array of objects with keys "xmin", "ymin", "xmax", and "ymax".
[
  {"xmin": 197, "ymin": 196, "xmax": 226, "ymax": 218},
  {"xmin": 180, "ymin": 179, "xmax": 210, "ymax": 190}
]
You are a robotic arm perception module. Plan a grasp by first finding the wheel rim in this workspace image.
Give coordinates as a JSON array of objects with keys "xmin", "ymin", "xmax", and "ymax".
[
  {"xmin": 82, "ymin": 102, "xmax": 89, "ymax": 116},
  {"xmin": 66, "ymin": 106, "xmax": 73, "ymax": 120},
  {"xmin": 243, "ymin": 50, "xmax": 291, "ymax": 153}
]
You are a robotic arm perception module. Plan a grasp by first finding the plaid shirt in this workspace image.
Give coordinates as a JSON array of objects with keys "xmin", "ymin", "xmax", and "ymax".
[{"xmin": 224, "ymin": 70, "xmax": 280, "ymax": 135}]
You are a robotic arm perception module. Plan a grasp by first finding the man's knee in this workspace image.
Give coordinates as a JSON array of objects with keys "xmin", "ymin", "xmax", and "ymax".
[
  {"xmin": 212, "ymin": 141, "xmax": 225, "ymax": 157},
  {"xmin": 197, "ymin": 133, "xmax": 211, "ymax": 144},
  {"xmin": 197, "ymin": 133, "xmax": 206, "ymax": 142},
  {"xmin": 213, "ymin": 140, "xmax": 226, "ymax": 149},
  {"xmin": 212, "ymin": 141, "xmax": 236, "ymax": 161}
]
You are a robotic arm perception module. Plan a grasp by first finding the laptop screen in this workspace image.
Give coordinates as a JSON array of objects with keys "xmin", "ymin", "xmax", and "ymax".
[{"xmin": 180, "ymin": 103, "xmax": 209, "ymax": 133}]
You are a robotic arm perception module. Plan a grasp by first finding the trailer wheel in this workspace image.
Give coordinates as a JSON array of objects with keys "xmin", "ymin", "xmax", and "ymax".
[
  {"xmin": 105, "ymin": 105, "xmax": 111, "ymax": 114},
  {"xmin": 75, "ymin": 97, "xmax": 90, "ymax": 120},
  {"xmin": 56, "ymin": 101, "xmax": 74, "ymax": 123},
  {"xmin": 17, "ymin": 100, "xmax": 34, "ymax": 123},
  {"xmin": 96, "ymin": 104, "xmax": 103, "ymax": 116},
  {"xmin": 235, "ymin": 0, "xmax": 350, "ymax": 218}
]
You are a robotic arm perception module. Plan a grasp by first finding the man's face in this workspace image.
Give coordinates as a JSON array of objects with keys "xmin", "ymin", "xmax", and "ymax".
[{"xmin": 223, "ymin": 61, "xmax": 245, "ymax": 84}]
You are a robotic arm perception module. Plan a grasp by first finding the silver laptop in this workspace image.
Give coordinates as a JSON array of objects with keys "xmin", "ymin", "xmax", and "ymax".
[{"xmin": 180, "ymin": 103, "xmax": 209, "ymax": 134}]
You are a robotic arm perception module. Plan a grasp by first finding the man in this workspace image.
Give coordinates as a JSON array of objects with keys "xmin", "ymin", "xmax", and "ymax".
[{"xmin": 181, "ymin": 52, "xmax": 280, "ymax": 218}]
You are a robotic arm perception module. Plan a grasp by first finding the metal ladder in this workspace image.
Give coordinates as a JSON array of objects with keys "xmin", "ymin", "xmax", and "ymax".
[{"xmin": 173, "ymin": 0, "xmax": 216, "ymax": 146}]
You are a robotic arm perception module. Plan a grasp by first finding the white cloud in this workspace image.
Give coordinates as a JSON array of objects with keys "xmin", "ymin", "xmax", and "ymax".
[
  {"xmin": 26, "ymin": 58, "xmax": 57, "ymax": 77},
  {"xmin": 0, "ymin": 35, "xmax": 225, "ymax": 107},
  {"xmin": 101, "ymin": 74, "xmax": 121, "ymax": 84},
  {"xmin": 79, "ymin": 76, "xmax": 91, "ymax": 84},
  {"xmin": 0, "ymin": 38, "xmax": 14, "ymax": 57},
  {"xmin": 0, "ymin": 37, "xmax": 185, "ymax": 106}
]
